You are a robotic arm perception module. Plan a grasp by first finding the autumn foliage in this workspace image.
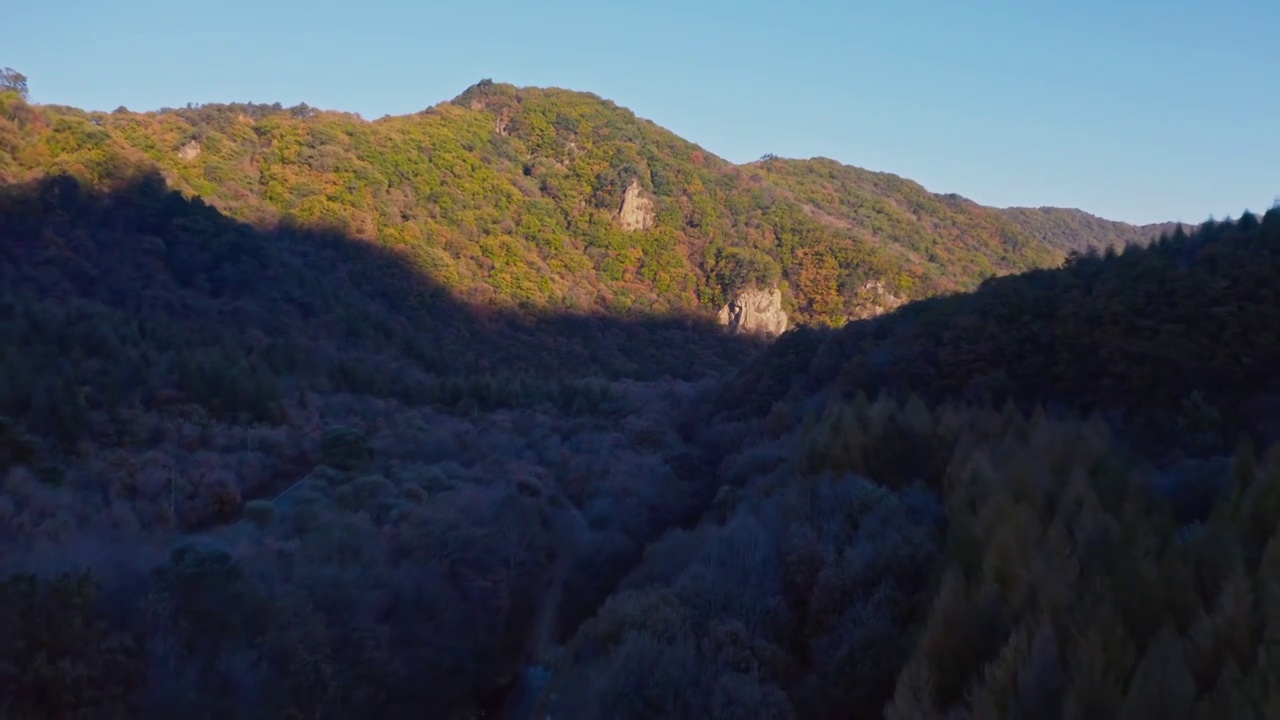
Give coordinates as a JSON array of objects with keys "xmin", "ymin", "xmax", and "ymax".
[{"xmin": 2, "ymin": 74, "xmax": 1275, "ymax": 718}]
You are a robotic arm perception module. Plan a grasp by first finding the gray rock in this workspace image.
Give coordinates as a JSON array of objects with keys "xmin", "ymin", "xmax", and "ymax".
[
  {"xmin": 616, "ymin": 179, "xmax": 655, "ymax": 231},
  {"xmin": 718, "ymin": 287, "xmax": 788, "ymax": 337}
]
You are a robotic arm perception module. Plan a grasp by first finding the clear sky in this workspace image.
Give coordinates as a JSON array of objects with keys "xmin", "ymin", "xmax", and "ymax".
[{"xmin": 5, "ymin": 0, "xmax": 1278, "ymax": 224}]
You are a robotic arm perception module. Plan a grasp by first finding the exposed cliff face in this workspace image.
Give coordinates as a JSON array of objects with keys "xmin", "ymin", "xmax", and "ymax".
[
  {"xmin": 848, "ymin": 279, "xmax": 907, "ymax": 320},
  {"xmin": 617, "ymin": 179, "xmax": 655, "ymax": 231},
  {"xmin": 177, "ymin": 140, "xmax": 201, "ymax": 161},
  {"xmin": 718, "ymin": 287, "xmax": 788, "ymax": 337}
]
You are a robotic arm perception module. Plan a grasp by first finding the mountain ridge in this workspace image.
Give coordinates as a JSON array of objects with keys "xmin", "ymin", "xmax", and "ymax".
[
  {"xmin": 998, "ymin": 204, "xmax": 1193, "ymax": 254},
  {"xmin": 0, "ymin": 79, "xmax": 1186, "ymax": 329}
]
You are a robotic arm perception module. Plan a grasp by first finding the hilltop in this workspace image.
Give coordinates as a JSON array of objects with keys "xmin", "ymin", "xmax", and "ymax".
[{"xmin": 0, "ymin": 79, "xmax": 1181, "ymax": 329}]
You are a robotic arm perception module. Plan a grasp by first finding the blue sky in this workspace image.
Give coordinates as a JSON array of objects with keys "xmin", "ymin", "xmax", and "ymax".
[{"xmin": 5, "ymin": 0, "xmax": 1278, "ymax": 224}]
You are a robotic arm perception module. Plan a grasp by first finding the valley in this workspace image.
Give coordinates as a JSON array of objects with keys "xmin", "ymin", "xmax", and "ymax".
[{"xmin": 2, "ymin": 76, "xmax": 1277, "ymax": 719}]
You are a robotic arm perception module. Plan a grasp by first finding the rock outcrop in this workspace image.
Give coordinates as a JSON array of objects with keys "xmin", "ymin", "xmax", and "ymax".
[
  {"xmin": 847, "ymin": 279, "xmax": 907, "ymax": 320},
  {"xmin": 177, "ymin": 140, "xmax": 202, "ymax": 161},
  {"xmin": 718, "ymin": 287, "xmax": 788, "ymax": 337},
  {"xmin": 617, "ymin": 179, "xmax": 655, "ymax": 231}
]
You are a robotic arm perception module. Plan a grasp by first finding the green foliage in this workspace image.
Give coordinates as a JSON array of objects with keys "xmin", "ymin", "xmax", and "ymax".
[{"xmin": 706, "ymin": 245, "xmax": 781, "ymax": 300}]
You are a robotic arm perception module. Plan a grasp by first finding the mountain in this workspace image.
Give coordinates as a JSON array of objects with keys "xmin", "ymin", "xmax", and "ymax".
[
  {"xmin": 0, "ymin": 168, "xmax": 763, "ymax": 720},
  {"xmin": 718, "ymin": 212, "xmax": 1280, "ymax": 449},
  {"xmin": 0, "ymin": 80, "xmax": 1173, "ymax": 330},
  {"xmin": 667, "ymin": 208, "xmax": 1280, "ymax": 719},
  {"xmin": 748, "ymin": 156, "xmax": 1062, "ymax": 291},
  {"xmin": 6, "ymin": 74, "xmax": 1275, "ymax": 720}
]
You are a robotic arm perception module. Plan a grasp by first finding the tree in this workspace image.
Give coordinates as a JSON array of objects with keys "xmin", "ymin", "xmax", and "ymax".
[
  {"xmin": 0, "ymin": 570, "xmax": 144, "ymax": 718},
  {"xmin": 0, "ymin": 67, "xmax": 27, "ymax": 99},
  {"xmin": 1120, "ymin": 625, "xmax": 1196, "ymax": 720}
]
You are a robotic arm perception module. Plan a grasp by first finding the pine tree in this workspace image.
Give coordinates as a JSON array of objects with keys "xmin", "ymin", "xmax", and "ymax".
[
  {"xmin": 1194, "ymin": 660, "xmax": 1250, "ymax": 720},
  {"xmin": 1119, "ymin": 625, "xmax": 1196, "ymax": 720},
  {"xmin": 1063, "ymin": 583, "xmax": 1135, "ymax": 719},
  {"xmin": 966, "ymin": 619, "xmax": 1032, "ymax": 719},
  {"xmin": 885, "ymin": 660, "xmax": 943, "ymax": 720},
  {"xmin": 1184, "ymin": 570, "xmax": 1256, "ymax": 693},
  {"xmin": 1007, "ymin": 620, "xmax": 1066, "ymax": 720}
]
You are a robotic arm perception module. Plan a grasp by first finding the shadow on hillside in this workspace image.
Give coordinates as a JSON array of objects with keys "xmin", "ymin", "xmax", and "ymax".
[
  {"xmin": 0, "ymin": 171, "xmax": 779, "ymax": 719},
  {"xmin": 716, "ymin": 206, "xmax": 1280, "ymax": 456},
  {"xmin": 0, "ymin": 171, "xmax": 768, "ymax": 427}
]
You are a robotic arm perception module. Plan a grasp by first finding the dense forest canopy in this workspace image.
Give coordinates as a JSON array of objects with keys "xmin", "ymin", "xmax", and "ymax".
[{"xmin": 2, "ymin": 71, "xmax": 1277, "ymax": 719}]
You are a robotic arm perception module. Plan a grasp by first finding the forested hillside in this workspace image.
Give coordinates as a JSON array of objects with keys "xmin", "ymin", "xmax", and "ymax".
[
  {"xmin": 721, "ymin": 212, "xmax": 1280, "ymax": 450},
  {"xmin": 1000, "ymin": 205, "xmax": 1192, "ymax": 254},
  {"xmin": 0, "ymin": 78, "xmax": 1167, "ymax": 329},
  {"xmin": 0, "ymin": 168, "xmax": 762, "ymax": 719},
  {"xmin": 667, "ymin": 207, "xmax": 1280, "ymax": 719},
  {"xmin": 4, "ymin": 69, "xmax": 1277, "ymax": 719},
  {"xmin": 749, "ymin": 156, "xmax": 1061, "ymax": 292}
]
